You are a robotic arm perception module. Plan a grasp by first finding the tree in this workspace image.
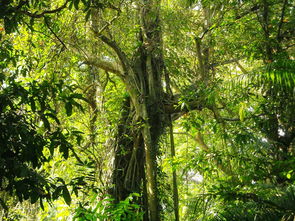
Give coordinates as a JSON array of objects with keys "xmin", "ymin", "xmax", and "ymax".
[{"xmin": 87, "ymin": 1, "xmax": 204, "ymax": 219}]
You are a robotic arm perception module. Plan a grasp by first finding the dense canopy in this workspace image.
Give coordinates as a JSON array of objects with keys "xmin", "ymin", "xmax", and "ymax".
[{"xmin": 0, "ymin": 0, "xmax": 294, "ymax": 220}]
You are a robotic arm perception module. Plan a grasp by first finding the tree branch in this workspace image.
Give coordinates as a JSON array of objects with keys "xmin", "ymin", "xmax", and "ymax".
[
  {"xmin": 235, "ymin": 4, "xmax": 260, "ymax": 20},
  {"xmin": 95, "ymin": 34, "xmax": 130, "ymax": 74},
  {"xmin": 235, "ymin": 61, "xmax": 248, "ymax": 74},
  {"xmin": 90, "ymin": 12, "xmax": 130, "ymax": 73},
  {"xmin": 210, "ymin": 58, "xmax": 243, "ymax": 68},
  {"xmin": 44, "ymin": 17, "xmax": 67, "ymax": 49},
  {"xmin": 15, "ymin": 0, "xmax": 29, "ymax": 10},
  {"xmin": 277, "ymin": 0, "xmax": 288, "ymax": 42},
  {"xmin": 20, "ymin": 1, "xmax": 68, "ymax": 18},
  {"xmin": 199, "ymin": 4, "xmax": 260, "ymax": 40},
  {"xmin": 84, "ymin": 58, "xmax": 123, "ymax": 76}
]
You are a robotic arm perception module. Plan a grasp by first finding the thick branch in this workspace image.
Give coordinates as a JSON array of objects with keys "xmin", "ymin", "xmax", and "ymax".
[
  {"xmin": 95, "ymin": 34, "xmax": 130, "ymax": 74},
  {"xmin": 85, "ymin": 58, "xmax": 123, "ymax": 76},
  {"xmin": 92, "ymin": 34, "xmax": 142, "ymax": 113}
]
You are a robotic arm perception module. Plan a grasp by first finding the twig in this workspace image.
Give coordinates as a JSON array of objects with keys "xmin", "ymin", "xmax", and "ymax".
[{"xmin": 44, "ymin": 17, "xmax": 67, "ymax": 50}]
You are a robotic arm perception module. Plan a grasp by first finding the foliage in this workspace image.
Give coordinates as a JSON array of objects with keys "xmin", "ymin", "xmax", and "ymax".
[
  {"xmin": 0, "ymin": 69, "xmax": 88, "ymax": 207},
  {"xmin": 73, "ymin": 193, "xmax": 143, "ymax": 221},
  {"xmin": 0, "ymin": 21, "xmax": 88, "ymax": 217}
]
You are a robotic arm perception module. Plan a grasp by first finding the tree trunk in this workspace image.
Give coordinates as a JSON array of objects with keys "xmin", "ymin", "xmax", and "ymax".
[
  {"xmin": 112, "ymin": 96, "xmax": 145, "ymax": 202},
  {"xmin": 110, "ymin": 1, "xmax": 164, "ymax": 220},
  {"xmin": 91, "ymin": 0, "xmax": 182, "ymax": 219}
]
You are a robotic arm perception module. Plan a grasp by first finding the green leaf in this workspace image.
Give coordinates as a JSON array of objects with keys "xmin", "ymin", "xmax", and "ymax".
[
  {"xmin": 40, "ymin": 198, "xmax": 44, "ymax": 210},
  {"xmin": 70, "ymin": 93, "xmax": 89, "ymax": 102},
  {"xmin": 81, "ymin": 0, "xmax": 88, "ymax": 5},
  {"xmin": 239, "ymin": 102, "xmax": 246, "ymax": 122},
  {"xmin": 60, "ymin": 143, "xmax": 69, "ymax": 159},
  {"xmin": 45, "ymin": 112, "xmax": 60, "ymax": 124},
  {"xmin": 63, "ymin": 186, "xmax": 72, "ymax": 206},
  {"xmin": 30, "ymin": 191, "xmax": 39, "ymax": 204},
  {"xmin": 74, "ymin": 0, "xmax": 80, "ymax": 10},
  {"xmin": 51, "ymin": 186, "xmax": 61, "ymax": 200},
  {"xmin": 65, "ymin": 102, "xmax": 73, "ymax": 116},
  {"xmin": 0, "ymin": 198, "xmax": 8, "ymax": 210},
  {"xmin": 41, "ymin": 115, "xmax": 51, "ymax": 130},
  {"xmin": 69, "ymin": 1, "xmax": 74, "ymax": 10},
  {"xmin": 180, "ymin": 102, "xmax": 187, "ymax": 110},
  {"xmin": 4, "ymin": 17, "xmax": 17, "ymax": 34},
  {"xmin": 72, "ymin": 100, "xmax": 84, "ymax": 112},
  {"xmin": 287, "ymin": 170, "xmax": 293, "ymax": 179},
  {"xmin": 85, "ymin": 9, "xmax": 92, "ymax": 21},
  {"xmin": 30, "ymin": 97, "xmax": 36, "ymax": 112}
]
